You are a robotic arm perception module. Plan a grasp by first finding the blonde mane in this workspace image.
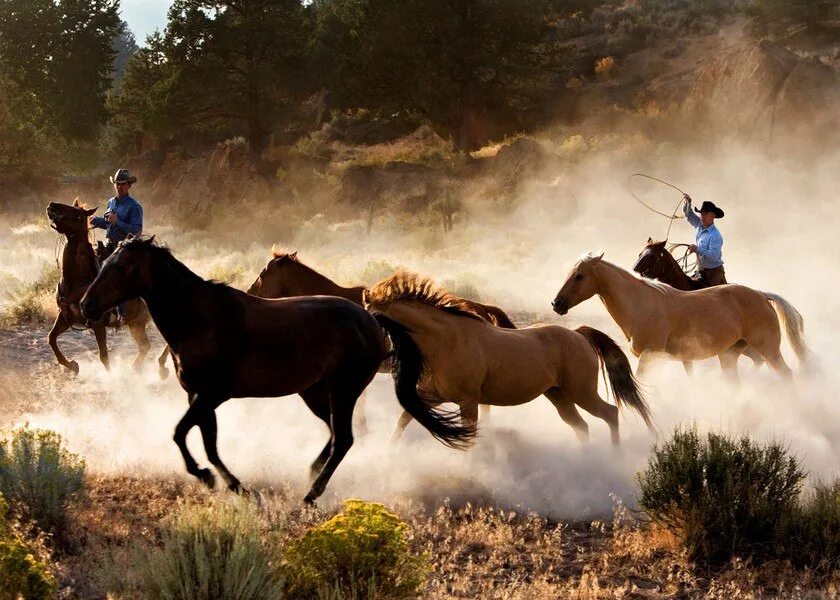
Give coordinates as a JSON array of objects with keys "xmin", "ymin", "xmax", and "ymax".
[
  {"xmin": 366, "ymin": 272, "xmax": 486, "ymax": 321},
  {"xmin": 270, "ymin": 245, "xmax": 299, "ymax": 263}
]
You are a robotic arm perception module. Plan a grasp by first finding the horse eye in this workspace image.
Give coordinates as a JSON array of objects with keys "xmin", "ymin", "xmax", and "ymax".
[{"xmin": 575, "ymin": 274, "xmax": 584, "ymax": 281}]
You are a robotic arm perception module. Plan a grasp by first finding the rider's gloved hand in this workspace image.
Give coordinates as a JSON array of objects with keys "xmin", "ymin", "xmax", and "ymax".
[{"xmin": 683, "ymin": 193, "xmax": 692, "ymax": 205}]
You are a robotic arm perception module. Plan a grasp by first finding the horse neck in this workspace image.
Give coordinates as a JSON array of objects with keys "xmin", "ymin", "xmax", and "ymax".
[
  {"xmin": 594, "ymin": 261, "xmax": 659, "ymax": 338},
  {"xmin": 61, "ymin": 233, "xmax": 97, "ymax": 290},
  {"xmin": 658, "ymin": 251, "xmax": 693, "ymax": 291},
  {"xmin": 287, "ymin": 263, "xmax": 362, "ymax": 302},
  {"xmin": 386, "ymin": 301, "xmax": 458, "ymax": 344},
  {"xmin": 143, "ymin": 252, "xmax": 219, "ymax": 348}
]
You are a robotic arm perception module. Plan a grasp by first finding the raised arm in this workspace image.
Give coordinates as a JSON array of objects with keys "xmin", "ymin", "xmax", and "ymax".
[{"xmin": 683, "ymin": 196, "xmax": 700, "ymax": 227}]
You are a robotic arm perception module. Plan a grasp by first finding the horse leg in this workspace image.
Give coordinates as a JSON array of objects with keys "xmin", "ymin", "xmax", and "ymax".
[
  {"xmin": 636, "ymin": 351, "xmax": 658, "ymax": 384},
  {"xmin": 682, "ymin": 361, "xmax": 694, "ymax": 379},
  {"xmin": 354, "ymin": 389, "xmax": 369, "ymax": 437},
  {"xmin": 478, "ymin": 404, "xmax": 491, "ymax": 426},
  {"xmin": 197, "ymin": 405, "xmax": 244, "ymax": 493},
  {"xmin": 92, "ymin": 324, "xmax": 110, "ymax": 371},
  {"xmin": 390, "ymin": 410, "xmax": 415, "ymax": 444},
  {"xmin": 544, "ymin": 388, "xmax": 589, "ymax": 444},
  {"xmin": 743, "ymin": 345, "xmax": 766, "ymax": 369},
  {"xmin": 718, "ymin": 346, "xmax": 741, "ymax": 385},
  {"xmin": 173, "ymin": 395, "xmax": 217, "ymax": 489},
  {"xmin": 158, "ymin": 346, "xmax": 171, "ymax": 379},
  {"xmin": 300, "ymin": 382, "xmax": 334, "ymax": 480},
  {"xmin": 48, "ymin": 313, "xmax": 79, "ymax": 374},
  {"xmin": 762, "ymin": 349, "xmax": 793, "ymax": 380},
  {"xmin": 459, "ymin": 401, "xmax": 479, "ymax": 431},
  {"xmin": 127, "ymin": 320, "xmax": 151, "ymax": 371},
  {"xmin": 745, "ymin": 335, "xmax": 793, "ymax": 380},
  {"xmin": 304, "ymin": 381, "xmax": 364, "ymax": 504},
  {"xmin": 568, "ymin": 383, "xmax": 620, "ymax": 446}
]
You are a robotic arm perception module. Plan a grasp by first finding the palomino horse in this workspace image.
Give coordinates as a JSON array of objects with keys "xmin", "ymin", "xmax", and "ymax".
[
  {"xmin": 365, "ymin": 272, "xmax": 654, "ymax": 445},
  {"xmin": 246, "ymin": 249, "xmax": 518, "ymax": 440},
  {"xmin": 552, "ymin": 253, "xmax": 808, "ymax": 382},
  {"xmin": 46, "ymin": 200, "xmax": 153, "ymax": 373},
  {"xmin": 633, "ymin": 238, "xmax": 766, "ymax": 372},
  {"xmin": 80, "ymin": 238, "xmax": 472, "ymax": 503}
]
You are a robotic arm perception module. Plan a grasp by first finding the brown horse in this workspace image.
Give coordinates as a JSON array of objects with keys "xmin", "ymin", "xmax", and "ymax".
[
  {"xmin": 366, "ymin": 272, "xmax": 653, "ymax": 445},
  {"xmin": 79, "ymin": 238, "xmax": 472, "ymax": 503},
  {"xmin": 633, "ymin": 238, "xmax": 765, "ymax": 372},
  {"xmin": 552, "ymin": 253, "xmax": 809, "ymax": 382},
  {"xmin": 245, "ymin": 249, "xmax": 518, "ymax": 440},
  {"xmin": 46, "ymin": 200, "xmax": 153, "ymax": 374}
]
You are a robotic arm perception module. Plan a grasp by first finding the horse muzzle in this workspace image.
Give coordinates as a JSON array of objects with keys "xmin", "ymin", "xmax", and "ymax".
[{"xmin": 551, "ymin": 297, "xmax": 569, "ymax": 315}]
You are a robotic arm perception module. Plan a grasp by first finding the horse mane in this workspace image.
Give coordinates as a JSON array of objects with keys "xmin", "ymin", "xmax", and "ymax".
[
  {"xmin": 367, "ymin": 272, "xmax": 487, "ymax": 322},
  {"xmin": 117, "ymin": 237, "xmax": 225, "ymax": 288}
]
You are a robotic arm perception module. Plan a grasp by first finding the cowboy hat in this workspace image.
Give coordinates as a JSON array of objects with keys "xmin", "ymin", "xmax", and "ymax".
[
  {"xmin": 695, "ymin": 200, "xmax": 724, "ymax": 218},
  {"xmin": 110, "ymin": 168, "xmax": 137, "ymax": 184}
]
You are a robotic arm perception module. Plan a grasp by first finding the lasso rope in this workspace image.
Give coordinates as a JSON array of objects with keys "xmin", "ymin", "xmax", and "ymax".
[{"xmin": 628, "ymin": 173, "xmax": 688, "ymax": 242}]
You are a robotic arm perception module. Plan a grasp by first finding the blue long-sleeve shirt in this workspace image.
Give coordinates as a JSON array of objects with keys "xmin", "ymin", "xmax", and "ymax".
[
  {"xmin": 683, "ymin": 202, "xmax": 723, "ymax": 269},
  {"xmin": 91, "ymin": 195, "xmax": 143, "ymax": 241}
]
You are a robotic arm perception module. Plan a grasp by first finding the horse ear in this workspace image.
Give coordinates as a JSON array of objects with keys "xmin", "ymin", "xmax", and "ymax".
[
  {"xmin": 647, "ymin": 237, "xmax": 653, "ymax": 243},
  {"xmin": 84, "ymin": 206, "xmax": 98, "ymax": 216},
  {"xmin": 290, "ymin": 251, "xmax": 297, "ymax": 259},
  {"xmin": 145, "ymin": 235, "xmax": 156, "ymax": 246},
  {"xmin": 361, "ymin": 289, "xmax": 370, "ymax": 307},
  {"xmin": 593, "ymin": 252, "xmax": 604, "ymax": 263},
  {"xmin": 73, "ymin": 197, "xmax": 81, "ymax": 208}
]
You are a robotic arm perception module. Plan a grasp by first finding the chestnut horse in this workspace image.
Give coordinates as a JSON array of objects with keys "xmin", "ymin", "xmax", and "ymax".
[
  {"xmin": 366, "ymin": 272, "xmax": 653, "ymax": 445},
  {"xmin": 633, "ymin": 238, "xmax": 766, "ymax": 372},
  {"xmin": 245, "ymin": 249, "xmax": 518, "ymax": 440},
  {"xmin": 552, "ymin": 253, "xmax": 808, "ymax": 383},
  {"xmin": 80, "ymin": 238, "xmax": 472, "ymax": 503},
  {"xmin": 46, "ymin": 200, "xmax": 153, "ymax": 373}
]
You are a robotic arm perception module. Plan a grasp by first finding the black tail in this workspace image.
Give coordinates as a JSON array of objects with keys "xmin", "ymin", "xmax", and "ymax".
[
  {"xmin": 576, "ymin": 326, "xmax": 655, "ymax": 432},
  {"xmin": 374, "ymin": 314, "xmax": 476, "ymax": 449}
]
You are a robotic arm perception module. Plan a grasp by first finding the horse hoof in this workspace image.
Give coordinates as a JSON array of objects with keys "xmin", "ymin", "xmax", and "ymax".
[
  {"xmin": 197, "ymin": 468, "xmax": 215, "ymax": 489},
  {"xmin": 303, "ymin": 493, "xmax": 319, "ymax": 506},
  {"xmin": 67, "ymin": 361, "xmax": 80, "ymax": 375}
]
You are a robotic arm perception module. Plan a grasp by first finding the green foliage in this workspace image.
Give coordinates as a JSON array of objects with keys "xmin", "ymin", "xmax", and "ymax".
[
  {"xmin": 778, "ymin": 480, "xmax": 840, "ymax": 571},
  {"xmin": 0, "ymin": 494, "xmax": 57, "ymax": 600},
  {"xmin": 135, "ymin": 500, "xmax": 283, "ymax": 600},
  {"xmin": 637, "ymin": 427, "xmax": 805, "ymax": 566},
  {"xmin": 313, "ymin": 0, "xmax": 558, "ymax": 152},
  {"xmin": 746, "ymin": 0, "xmax": 839, "ymax": 36},
  {"xmin": 0, "ymin": 426, "xmax": 86, "ymax": 535},
  {"xmin": 0, "ymin": 292, "xmax": 48, "ymax": 328},
  {"xmin": 283, "ymin": 499, "xmax": 427, "ymax": 599}
]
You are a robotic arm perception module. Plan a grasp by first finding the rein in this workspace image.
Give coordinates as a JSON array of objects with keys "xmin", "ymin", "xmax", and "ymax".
[{"xmin": 666, "ymin": 243, "xmax": 697, "ymax": 276}]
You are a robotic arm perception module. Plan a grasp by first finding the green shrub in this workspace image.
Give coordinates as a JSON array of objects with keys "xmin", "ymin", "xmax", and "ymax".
[
  {"xmin": 0, "ymin": 494, "xmax": 56, "ymax": 600},
  {"xmin": 0, "ymin": 291, "xmax": 48, "ymax": 327},
  {"xmin": 637, "ymin": 427, "xmax": 804, "ymax": 566},
  {"xmin": 136, "ymin": 500, "xmax": 283, "ymax": 600},
  {"xmin": 0, "ymin": 426, "xmax": 85, "ymax": 535},
  {"xmin": 283, "ymin": 499, "xmax": 427, "ymax": 600},
  {"xmin": 779, "ymin": 480, "xmax": 840, "ymax": 571},
  {"xmin": 29, "ymin": 263, "xmax": 60, "ymax": 295}
]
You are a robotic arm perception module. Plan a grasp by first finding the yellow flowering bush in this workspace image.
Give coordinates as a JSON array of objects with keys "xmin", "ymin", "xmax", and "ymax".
[
  {"xmin": 284, "ymin": 500, "xmax": 427, "ymax": 599},
  {"xmin": 0, "ymin": 493, "xmax": 56, "ymax": 600}
]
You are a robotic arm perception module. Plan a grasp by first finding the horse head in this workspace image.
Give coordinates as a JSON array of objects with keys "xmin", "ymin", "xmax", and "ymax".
[
  {"xmin": 81, "ymin": 236, "xmax": 155, "ymax": 320},
  {"xmin": 246, "ymin": 249, "xmax": 299, "ymax": 297},
  {"xmin": 551, "ymin": 252, "xmax": 605, "ymax": 315},
  {"xmin": 46, "ymin": 199, "xmax": 96, "ymax": 237},
  {"xmin": 632, "ymin": 238, "xmax": 669, "ymax": 279}
]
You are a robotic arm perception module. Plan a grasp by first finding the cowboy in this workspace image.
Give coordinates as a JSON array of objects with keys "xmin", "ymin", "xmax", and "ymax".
[
  {"xmin": 682, "ymin": 194, "xmax": 726, "ymax": 286},
  {"xmin": 90, "ymin": 168, "xmax": 143, "ymax": 260},
  {"xmin": 89, "ymin": 169, "xmax": 143, "ymax": 325}
]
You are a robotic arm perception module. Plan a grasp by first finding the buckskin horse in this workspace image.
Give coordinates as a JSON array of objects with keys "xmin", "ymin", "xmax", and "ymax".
[
  {"xmin": 552, "ymin": 253, "xmax": 809, "ymax": 383},
  {"xmin": 46, "ymin": 200, "xmax": 153, "ymax": 374},
  {"xmin": 246, "ymin": 248, "xmax": 518, "ymax": 441},
  {"xmin": 366, "ymin": 272, "xmax": 653, "ymax": 445},
  {"xmin": 80, "ymin": 238, "xmax": 473, "ymax": 503}
]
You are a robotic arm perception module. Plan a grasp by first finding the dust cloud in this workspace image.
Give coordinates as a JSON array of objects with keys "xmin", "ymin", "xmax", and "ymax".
[{"xmin": 1, "ymin": 133, "xmax": 838, "ymax": 519}]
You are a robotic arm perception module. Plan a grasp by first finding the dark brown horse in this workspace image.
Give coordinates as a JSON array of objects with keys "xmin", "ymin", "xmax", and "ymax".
[
  {"xmin": 79, "ymin": 238, "xmax": 473, "ymax": 503},
  {"xmin": 633, "ymin": 238, "xmax": 765, "ymax": 371},
  {"xmin": 245, "ymin": 249, "xmax": 518, "ymax": 439},
  {"xmin": 46, "ymin": 200, "xmax": 153, "ymax": 374}
]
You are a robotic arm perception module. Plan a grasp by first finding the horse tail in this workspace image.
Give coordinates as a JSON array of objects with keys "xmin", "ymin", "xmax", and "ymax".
[
  {"xmin": 762, "ymin": 292, "xmax": 809, "ymax": 364},
  {"xmin": 373, "ymin": 314, "xmax": 476, "ymax": 449},
  {"xmin": 576, "ymin": 326, "xmax": 655, "ymax": 432}
]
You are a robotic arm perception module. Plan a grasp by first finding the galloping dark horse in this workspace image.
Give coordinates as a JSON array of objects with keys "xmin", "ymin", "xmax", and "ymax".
[
  {"xmin": 46, "ymin": 200, "xmax": 153, "ymax": 373},
  {"xmin": 80, "ymin": 238, "xmax": 473, "ymax": 503},
  {"xmin": 245, "ymin": 248, "xmax": 518, "ymax": 439},
  {"xmin": 633, "ymin": 238, "xmax": 765, "ymax": 370}
]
